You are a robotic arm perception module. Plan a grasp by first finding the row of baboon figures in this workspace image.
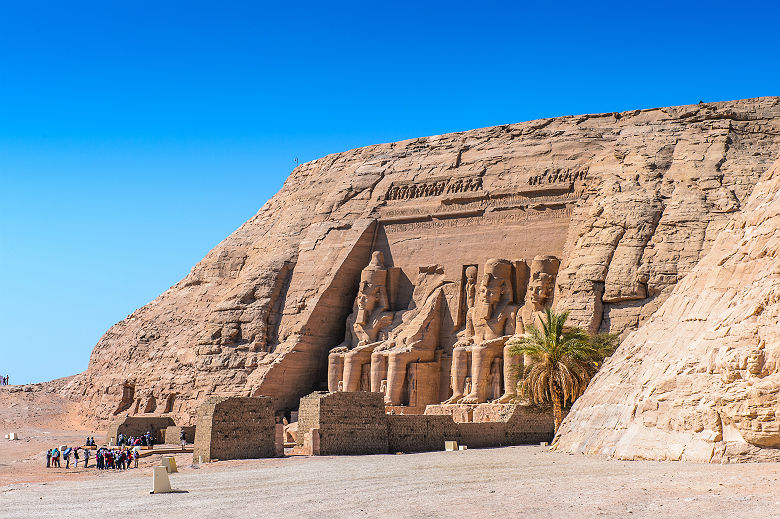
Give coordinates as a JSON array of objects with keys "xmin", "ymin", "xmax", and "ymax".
[
  {"xmin": 328, "ymin": 251, "xmax": 560, "ymax": 406},
  {"xmin": 384, "ymin": 176, "xmax": 483, "ymax": 200}
]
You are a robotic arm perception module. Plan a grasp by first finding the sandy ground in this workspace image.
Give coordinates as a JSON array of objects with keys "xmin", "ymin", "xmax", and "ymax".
[
  {"xmin": 0, "ymin": 446, "xmax": 778, "ymax": 519},
  {"xmin": 0, "ymin": 387, "xmax": 104, "ymax": 486},
  {"xmin": 2, "ymin": 387, "xmax": 779, "ymax": 518}
]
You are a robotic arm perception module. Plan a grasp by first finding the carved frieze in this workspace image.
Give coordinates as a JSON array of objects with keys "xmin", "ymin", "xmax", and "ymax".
[
  {"xmin": 527, "ymin": 166, "xmax": 588, "ymax": 186},
  {"xmin": 385, "ymin": 175, "xmax": 483, "ymax": 201}
]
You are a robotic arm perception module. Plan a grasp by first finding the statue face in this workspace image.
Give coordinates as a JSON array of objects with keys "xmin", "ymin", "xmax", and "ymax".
[
  {"xmin": 529, "ymin": 272, "xmax": 555, "ymax": 305},
  {"xmin": 479, "ymin": 276, "xmax": 503, "ymax": 305},
  {"xmin": 357, "ymin": 281, "xmax": 378, "ymax": 311},
  {"xmin": 476, "ymin": 275, "xmax": 503, "ymax": 319}
]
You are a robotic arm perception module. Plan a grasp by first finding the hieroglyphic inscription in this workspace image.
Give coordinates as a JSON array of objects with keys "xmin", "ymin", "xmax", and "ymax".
[
  {"xmin": 528, "ymin": 166, "xmax": 588, "ymax": 186},
  {"xmin": 382, "ymin": 207, "xmax": 573, "ymax": 233},
  {"xmin": 378, "ymin": 191, "xmax": 580, "ymax": 219},
  {"xmin": 385, "ymin": 175, "xmax": 483, "ymax": 201}
]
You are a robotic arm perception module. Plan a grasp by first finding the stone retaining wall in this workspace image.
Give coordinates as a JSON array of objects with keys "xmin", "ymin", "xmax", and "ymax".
[
  {"xmin": 298, "ymin": 392, "xmax": 554, "ymax": 455},
  {"xmin": 298, "ymin": 391, "xmax": 388, "ymax": 455},
  {"xmin": 192, "ymin": 396, "xmax": 276, "ymax": 462}
]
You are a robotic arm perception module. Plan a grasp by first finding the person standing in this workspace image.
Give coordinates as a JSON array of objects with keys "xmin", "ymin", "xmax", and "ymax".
[
  {"xmin": 180, "ymin": 430, "xmax": 186, "ymax": 450},
  {"xmin": 63, "ymin": 447, "xmax": 70, "ymax": 469},
  {"xmin": 46, "ymin": 449, "xmax": 51, "ymax": 468},
  {"xmin": 83, "ymin": 447, "xmax": 89, "ymax": 468},
  {"xmin": 52, "ymin": 447, "xmax": 60, "ymax": 468},
  {"xmin": 73, "ymin": 447, "xmax": 80, "ymax": 468}
]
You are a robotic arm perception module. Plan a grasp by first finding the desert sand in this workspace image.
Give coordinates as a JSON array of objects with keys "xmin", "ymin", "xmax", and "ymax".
[
  {"xmin": 1, "ymin": 389, "xmax": 777, "ymax": 519},
  {"xmin": 1, "ymin": 445, "xmax": 778, "ymax": 519}
]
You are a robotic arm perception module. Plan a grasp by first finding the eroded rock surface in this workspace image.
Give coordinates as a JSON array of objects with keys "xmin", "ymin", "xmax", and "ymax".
[
  {"xmin": 67, "ymin": 97, "xmax": 780, "ymax": 427},
  {"xmin": 555, "ymin": 157, "xmax": 780, "ymax": 462}
]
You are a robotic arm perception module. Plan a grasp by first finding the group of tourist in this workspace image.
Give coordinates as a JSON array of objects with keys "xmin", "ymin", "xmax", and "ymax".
[
  {"xmin": 44, "ymin": 432, "xmax": 157, "ymax": 470},
  {"xmin": 0, "ymin": 375, "xmax": 9, "ymax": 385},
  {"xmin": 95, "ymin": 446, "xmax": 139, "ymax": 470},
  {"xmin": 116, "ymin": 431, "xmax": 155, "ymax": 448},
  {"xmin": 46, "ymin": 446, "xmax": 87, "ymax": 469}
]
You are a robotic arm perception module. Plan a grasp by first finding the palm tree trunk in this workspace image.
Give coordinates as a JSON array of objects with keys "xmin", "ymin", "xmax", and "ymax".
[{"xmin": 551, "ymin": 383, "xmax": 564, "ymax": 432}]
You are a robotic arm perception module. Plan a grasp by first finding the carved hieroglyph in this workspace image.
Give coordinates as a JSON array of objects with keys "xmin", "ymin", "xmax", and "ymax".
[
  {"xmin": 67, "ymin": 98, "xmax": 780, "ymax": 434},
  {"xmin": 555, "ymin": 157, "xmax": 780, "ymax": 462}
]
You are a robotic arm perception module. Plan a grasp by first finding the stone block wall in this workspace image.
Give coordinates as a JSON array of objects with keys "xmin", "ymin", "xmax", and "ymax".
[
  {"xmin": 297, "ymin": 391, "xmax": 388, "ymax": 455},
  {"xmin": 387, "ymin": 415, "xmax": 455, "ymax": 453},
  {"xmin": 192, "ymin": 396, "xmax": 276, "ymax": 463},
  {"xmin": 297, "ymin": 392, "xmax": 554, "ymax": 455},
  {"xmin": 425, "ymin": 403, "xmax": 554, "ymax": 447},
  {"xmin": 164, "ymin": 425, "xmax": 197, "ymax": 444},
  {"xmin": 106, "ymin": 415, "xmax": 176, "ymax": 445}
]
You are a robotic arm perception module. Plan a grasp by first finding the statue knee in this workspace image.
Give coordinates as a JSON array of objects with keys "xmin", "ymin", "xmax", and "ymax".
[{"xmin": 452, "ymin": 347, "xmax": 467, "ymax": 360}]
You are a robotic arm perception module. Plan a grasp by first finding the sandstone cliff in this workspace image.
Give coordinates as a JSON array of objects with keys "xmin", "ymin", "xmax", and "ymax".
[
  {"xmin": 555, "ymin": 156, "xmax": 780, "ymax": 462},
  {"xmin": 67, "ymin": 97, "xmax": 780, "ymax": 427}
]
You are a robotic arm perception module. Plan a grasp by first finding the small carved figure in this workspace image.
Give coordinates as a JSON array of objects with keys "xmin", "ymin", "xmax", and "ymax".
[
  {"xmin": 489, "ymin": 357, "xmax": 503, "ymax": 401},
  {"xmin": 465, "ymin": 266, "xmax": 478, "ymax": 310},
  {"xmin": 406, "ymin": 366, "xmax": 417, "ymax": 407},
  {"xmin": 360, "ymin": 364, "xmax": 371, "ymax": 392}
]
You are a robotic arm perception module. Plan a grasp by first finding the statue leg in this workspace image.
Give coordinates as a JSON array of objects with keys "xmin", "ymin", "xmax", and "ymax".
[
  {"xmin": 370, "ymin": 351, "xmax": 386, "ymax": 393},
  {"xmin": 495, "ymin": 343, "xmax": 522, "ymax": 403},
  {"xmin": 385, "ymin": 349, "xmax": 435, "ymax": 406},
  {"xmin": 343, "ymin": 349, "xmax": 373, "ymax": 392},
  {"xmin": 460, "ymin": 345, "xmax": 494, "ymax": 404},
  {"xmin": 443, "ymin": 347, "xmax": 468, "ymax": 404},
  {"xmin": 385, "ymin": 352, "xmax": 408, "ymax": 406},
  {"xmin": 327, "ymin": 352, "xmax": 344, "ymax": 392}
]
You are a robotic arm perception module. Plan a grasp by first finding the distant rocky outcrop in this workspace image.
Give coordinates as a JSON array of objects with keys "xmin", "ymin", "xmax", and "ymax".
[
  {"xmin": 555, "ymin": 156, "xmax": 780, "ymax": 462},
  {"xmin": 64, "ymin": 98, "xmax": 780, "ymax": 435}
]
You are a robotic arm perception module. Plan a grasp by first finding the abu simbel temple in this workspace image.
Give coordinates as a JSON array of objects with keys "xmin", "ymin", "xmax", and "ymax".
[{"xmin": 64, "ymin": 97, "xmax": 780, "ymax": 462}]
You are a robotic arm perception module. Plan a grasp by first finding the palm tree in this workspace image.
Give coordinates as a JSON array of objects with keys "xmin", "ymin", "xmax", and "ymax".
[{"xmin": 506, "ymin": 308, "xmax": 617, "ymax": 431}]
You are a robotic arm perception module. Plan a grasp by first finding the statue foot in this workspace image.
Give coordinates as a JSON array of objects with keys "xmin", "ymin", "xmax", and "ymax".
[
  {"xmin": 493, "ymin": 393, "xmax": 515, "ymax": 404},
  {"xmin": 442, "ymin": 394, "xmax": 462, "ymax": 404},
  {"xmin": 459, "ymin": 393, "xmax": 484, "ymax": 404}
]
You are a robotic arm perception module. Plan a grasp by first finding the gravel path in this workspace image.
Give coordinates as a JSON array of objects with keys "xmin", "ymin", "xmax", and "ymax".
[{"xmin": 2, "ymin": 446, "xmax": 778, "ymax": 519}]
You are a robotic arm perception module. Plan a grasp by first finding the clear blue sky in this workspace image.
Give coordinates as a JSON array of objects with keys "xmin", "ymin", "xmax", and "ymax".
[{"xmin": 1, "ymin": 1, "xmax": 778, "ymax": 384}]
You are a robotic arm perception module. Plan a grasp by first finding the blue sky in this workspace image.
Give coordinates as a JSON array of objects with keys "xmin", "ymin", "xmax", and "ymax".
[{"xmin": 2, "ymin": 1, "xmax": 778, "ymax": 384}]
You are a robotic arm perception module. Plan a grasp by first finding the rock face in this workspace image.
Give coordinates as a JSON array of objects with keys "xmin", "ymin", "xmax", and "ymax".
[
  {"xmin": 68, "ymin": 97, "xmax": 780, "ymax": 428},
  {"xmin": 555, "ymin": 157, "xmax": 780, "ymax": 462}
]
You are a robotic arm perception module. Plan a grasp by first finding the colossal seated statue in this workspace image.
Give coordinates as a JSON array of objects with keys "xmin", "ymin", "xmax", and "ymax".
[
  {"xmin": 445, "ymin": 258, "xmax": 518, "ymax": 404},
  {"xmin": 495, "ymin": 255, "xmax": 560, "ymax": 403},
  {"xmin": 327, "ymin": 252, "xmax": 395, "ymax": 392},
  {"xmin": 370, "ymin": 285, "xmax": 444, "ymax": 406}
]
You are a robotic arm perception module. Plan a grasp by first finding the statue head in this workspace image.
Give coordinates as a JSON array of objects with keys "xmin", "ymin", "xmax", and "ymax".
[
  {"xmin": 465, "ymin": 265, "xmax": 478, "ymax": 284},
  {"xmin": 356, "ymin": 251, "xmax": 389, "ymax": 325},
  {"xmin": 528, "ymin": 255, "xmax": 560, "ymax": 306},
  {"xmin": 476, "ymin": 259, "xmax": 513, "ymax": 320}
]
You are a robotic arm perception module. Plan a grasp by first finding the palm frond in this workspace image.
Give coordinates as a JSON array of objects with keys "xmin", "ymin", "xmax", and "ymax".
[{"xmin": 511, "ymin": 308, "xmax": 617, "ymax": 407}]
